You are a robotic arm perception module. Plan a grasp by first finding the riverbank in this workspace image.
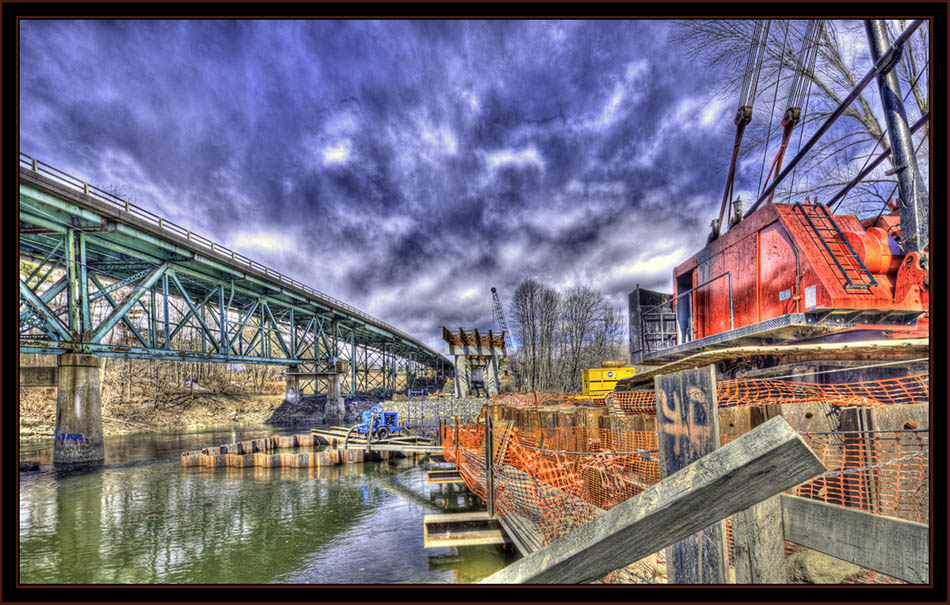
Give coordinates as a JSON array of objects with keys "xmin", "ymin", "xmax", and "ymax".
[
  {"xmin": 19, "ymin": 388, "xmax": 292, "ymax": 438},
  {"xmin": 19, "ymin": 386, "xmax": 492, "ymax": 439}
]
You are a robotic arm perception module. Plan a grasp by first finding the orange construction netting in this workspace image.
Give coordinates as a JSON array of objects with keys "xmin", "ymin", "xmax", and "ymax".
[
  {"xmin": 608, "ymin": 373, "xmax": 929, "ymax": 415},
  {"xmin": 443, "ymin": 372, "xmax": 929, "ymax": 584}
]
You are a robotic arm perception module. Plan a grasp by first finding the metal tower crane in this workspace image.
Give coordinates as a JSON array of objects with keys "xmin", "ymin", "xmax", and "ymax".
[{"xmin": 490, "ymin": 287, "xmax": 515, "ymax": 352}]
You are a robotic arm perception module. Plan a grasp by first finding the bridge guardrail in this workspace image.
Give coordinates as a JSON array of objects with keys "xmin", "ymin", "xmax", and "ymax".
[{"xmin": 18, "ymin": 153, "xmax": 437, "ymax": 358}]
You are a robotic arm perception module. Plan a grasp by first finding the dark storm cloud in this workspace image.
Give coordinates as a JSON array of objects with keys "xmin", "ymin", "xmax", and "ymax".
[{"xmin": 20, "ymin": 19, "xmax": 742, "ymax": 350}]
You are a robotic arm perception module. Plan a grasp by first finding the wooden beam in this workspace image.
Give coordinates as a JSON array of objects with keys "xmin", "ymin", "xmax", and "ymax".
[
  {"xmin": 424, "ymin": 511, "xmax": 509, "ymax": 548},
  {"xmin": 427, "ymin": 470, "xmax": 464, "ymax": 484},
  {"xmin": 732, "ymin": 496, "xmax": 786, "ymax": 583},
  {"xmin": 479, "ymin": 416, "xmax": 825, "ymax": 584},
  {"xmin": 781, "ymin": 494, "xmax": 929, "ymax": 584},
  {"xmin": 655, "ymin": 365, "xmax": 727, "ymax": 584},
  {"xmin": 616, "ymin": 338, "xmax": 929, "ymax": 389}
]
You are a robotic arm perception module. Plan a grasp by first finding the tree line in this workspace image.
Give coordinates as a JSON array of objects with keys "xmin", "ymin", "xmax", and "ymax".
[{"xmin": 508, "ymin": 279, "xmax": 627, "ymax": 393}]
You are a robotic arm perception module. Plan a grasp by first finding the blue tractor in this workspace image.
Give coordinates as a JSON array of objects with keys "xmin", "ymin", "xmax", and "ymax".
[{"xmin": 354, "ymin": 404, "xmax": 407, "ymax": 440}]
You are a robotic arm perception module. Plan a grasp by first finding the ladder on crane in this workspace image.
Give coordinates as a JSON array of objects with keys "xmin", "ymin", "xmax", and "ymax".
[{"xmin": 793, "ymin": 202, "xmax": 878, "ymax": 290}]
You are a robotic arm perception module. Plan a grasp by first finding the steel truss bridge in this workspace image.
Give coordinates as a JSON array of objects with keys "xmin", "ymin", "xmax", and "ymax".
[{"xmin": 17, "ymin": 154, "xmax": 450, "ymax": 397}]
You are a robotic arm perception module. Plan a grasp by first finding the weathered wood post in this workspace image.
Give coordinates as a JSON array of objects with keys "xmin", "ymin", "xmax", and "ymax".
[
  {"xmin": 654, "ymin": 364, "xmax": 727, "ymax": 584},
  {"xmin": 454, "ymin": 416, "xmax": 461, "ymax": 466},
  {"xmin": 485, "ymin": 413, "xmax": 495, "ymax": 517},
  {"xmin": 732, "ymin": 496, "xmax": 786, "ymax": 583}
]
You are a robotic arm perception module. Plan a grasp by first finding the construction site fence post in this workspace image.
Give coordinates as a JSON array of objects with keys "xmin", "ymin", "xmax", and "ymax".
[
  {"xmin": 485, "ymin": 412, "xmax": 495, "ymax": 517},
  {"xmin": 454, "ymin": 416, "xmax": 460, "ymax": 465},
  {"xmin": 654, "ymin": 364, "xmax": 727, "ymax": 584}
]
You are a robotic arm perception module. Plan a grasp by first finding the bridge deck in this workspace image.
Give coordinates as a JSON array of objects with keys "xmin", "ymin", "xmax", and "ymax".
[{"xmin": 18, "ymin": 154, "xmax": 448, "ymax": 395}]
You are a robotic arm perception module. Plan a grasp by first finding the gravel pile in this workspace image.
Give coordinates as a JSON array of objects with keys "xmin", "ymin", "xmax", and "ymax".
[{"xmin": 380, "ymin": 395, "xmax": 487, "ymax": 425}]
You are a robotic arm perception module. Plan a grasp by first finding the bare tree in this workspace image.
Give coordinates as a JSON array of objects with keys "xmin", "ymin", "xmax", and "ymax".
[
  {"xmin": 511, "ymin": 279, "xmax": 561, "ymax": 392},
  {"xmin": 560, "ymin": 285, "xmax": 601, "ymax": 392},
  {"xmin": 511, "ymin": 279, "xmax": 631, "ymax": 393},
  {"xmin": 672, "ymin": 19, "xmax": 929, "ymax": 217}
]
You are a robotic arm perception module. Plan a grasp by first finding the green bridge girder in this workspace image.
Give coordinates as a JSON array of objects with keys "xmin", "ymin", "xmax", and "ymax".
[{"xmin": 17, "ymin": 154, "xmax": 451, "ymax": 397}]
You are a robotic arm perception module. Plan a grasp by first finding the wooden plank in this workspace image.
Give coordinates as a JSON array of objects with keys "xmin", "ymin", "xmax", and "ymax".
[
  {"xmin": 510, "ymin": 513, "xmax": 545, "ymax": 552},
  {"xmin": 781, "ymin": 494, "xmax": 929, "ymax": 584},
  {"xmin": 423, "ymin": 511, "xmax": 509, "ymax": 548},
  {"xmin": 865, "ymin": 403, "xmax": 929, "ymax": 431},
  {"xmin": 732, "ymin": 496, "xmax": 786, "ymax": 583},
  {"xmin": 866, "ymin": 404, "xmax": 929, "ymax": 520},
  {"xmin": 427, "ymin": 470, "xmax": 464, "ymax": 484},
  {"xmin": 480, "ymin": 416, "xmax": 826, "ymax": 584},
  {"xmin": 655, "ymin": 365, "xmax": 727, "ymax": 584},
  {"xmin": 493, "ymin": 420, "xmax": 514, "ymax": 464},
  {"xmin": 498, "ymin": 514, "xmax": 539, "ymax": 557},
  {"xmin": 485, "ymin": 414, "xmax": 495, "ymax": 517},
  {"xmin": 616, "ymin": 338, "xmax": 929, "ymax": 389}
]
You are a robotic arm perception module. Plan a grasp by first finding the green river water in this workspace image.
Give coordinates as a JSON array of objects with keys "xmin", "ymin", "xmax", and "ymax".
[{"xmin": 18, "ymin": 425, "xmax": 519, "ymax": 584}]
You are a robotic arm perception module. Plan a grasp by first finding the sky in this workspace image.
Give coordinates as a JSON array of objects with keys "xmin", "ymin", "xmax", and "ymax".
[{"xmin": 18, "ymin": 19, "xmax": 907, "ymax": 352}]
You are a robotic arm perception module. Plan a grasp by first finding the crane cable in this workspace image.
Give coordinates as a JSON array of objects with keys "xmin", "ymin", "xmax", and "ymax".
[
  {"xmin": 760, "ymin": 20, "xmax": 824, "ymax": 202},
  {"xmin": 714, "ymin": 19, "xmax": 771, "ymax": 238},
  {"xmin": 757, "ymin": 20, "xmax": 791, "ymax": 195}
]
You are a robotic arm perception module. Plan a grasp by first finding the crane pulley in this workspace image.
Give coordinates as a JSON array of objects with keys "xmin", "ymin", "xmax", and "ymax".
[{"xmin": 714, "ymin": 20, "xmax": 771, "ymax": 240}]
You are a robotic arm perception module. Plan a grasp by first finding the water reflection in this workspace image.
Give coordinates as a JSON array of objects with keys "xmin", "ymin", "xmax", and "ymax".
[
  {"xmin": 19, "ymin": 424, "xmax": 308, "ymax": 471},
  {"xmin": 429, "ymin": 545, "xmax": 520, "ymax": 583},
  {"xmin": 19, "ymin": 442, "xmax": 518, "ymax": 584}
]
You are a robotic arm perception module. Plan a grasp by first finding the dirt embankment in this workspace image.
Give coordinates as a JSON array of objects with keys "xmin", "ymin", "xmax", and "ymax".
[
  {"xmin": 19, "ymin": 386, "xmax": 292, "ymax": 438},
  {"xmin": 19, "ymin": 385, "xmax": 407, "ymax": 438},
  {"xmin": 19, "ymin": 380, "xmax": 491, "ymax": 439}
]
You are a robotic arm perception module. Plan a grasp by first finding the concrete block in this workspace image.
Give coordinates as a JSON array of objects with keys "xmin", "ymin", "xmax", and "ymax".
[
  {"xmin": 180, "ymin": 454, "xmax": 199, "ymax": 467},
  {"xmin": 278, "ymin": 453, "xmax": 296, "ymax": 467},
  {"xmin": 343, "ymin": 449, "xmax": 364, "ymax": 464}
]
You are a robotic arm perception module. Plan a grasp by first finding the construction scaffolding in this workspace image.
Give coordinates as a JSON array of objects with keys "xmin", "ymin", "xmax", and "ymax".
[{"xmin": 443, "ymin": 370, "xmax": 930, "ymax": 584}]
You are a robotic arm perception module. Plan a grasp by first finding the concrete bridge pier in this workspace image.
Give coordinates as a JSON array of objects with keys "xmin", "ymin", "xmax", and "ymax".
[
  {"xmin": 285, "ymin": 366, "xmax": 300, "ymax": 404},
  {"xmin": 325, "ymin": 373, "xmax": 345, "ymax": 423},
  {"xmin": 54, "ymin": 354, "xmax": 104, "ymax": 470}
]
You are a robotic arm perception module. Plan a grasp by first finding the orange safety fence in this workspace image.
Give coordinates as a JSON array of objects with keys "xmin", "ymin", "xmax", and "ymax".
[
  {"xmin": 607, "ymin": 373, "xmax": 929, "ymax": 415},
  {"xmin": 778, "ymin": 428, "xmax": 927, "ymax": 524},
  {"xmin": 445, "ymin": 424, "xmax": 928, "ymax": 581},
  {"xmin": 445, "ymin": 372, "xmax": 928, "ymax": 584}
]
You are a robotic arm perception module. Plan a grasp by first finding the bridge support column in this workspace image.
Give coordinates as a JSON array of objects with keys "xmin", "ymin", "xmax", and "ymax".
[
  {"xmin": 285, "ymin": 366, "xmax": 299, "ymax": 404},
  {"xmin": 454, "ymin": 356, "xmax": 469, "ymax": 398},
  {"xmin": 325, "ymin": 373, "xmax": 345, "ymax": 424},
  {"xmin": 53, "ymin": 354, "xmax": 104, "ymax": 470}
]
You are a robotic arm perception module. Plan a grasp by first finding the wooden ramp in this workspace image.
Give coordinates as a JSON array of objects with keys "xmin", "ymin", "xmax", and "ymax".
[
  {"xmin": 423, "ymin": 511, "xmax": 510, "ymax": 548},
  {"xmin": 427, "ymin": 469, "xmax": 464, "ymax": 484},
  {"xmin": 311, "ymin": 427, "xmax": 440, "ymax": 453},
  {"xmin": 497, "ymin": 512, "xmax": 545, "ymax": 557}
]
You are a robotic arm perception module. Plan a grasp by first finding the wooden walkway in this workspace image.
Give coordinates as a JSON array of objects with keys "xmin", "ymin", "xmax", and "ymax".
[{"xmin": 311, "ymin": 426, "xmax": 443, "ymax": 453}]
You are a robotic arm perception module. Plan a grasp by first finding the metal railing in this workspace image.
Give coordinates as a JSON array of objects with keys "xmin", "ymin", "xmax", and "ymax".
[
  {"xmin": 18, "ymin": 153, "xmax": 440, "ymax": 359},
  {"xmin": 638, "ymin": 271, "xmax": 734, "ymax": 347}
]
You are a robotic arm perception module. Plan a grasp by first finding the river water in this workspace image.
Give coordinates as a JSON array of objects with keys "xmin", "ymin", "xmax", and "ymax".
[{"xmin": 18, "ymin": 425, "xmax": 519, "ymax": 584}]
